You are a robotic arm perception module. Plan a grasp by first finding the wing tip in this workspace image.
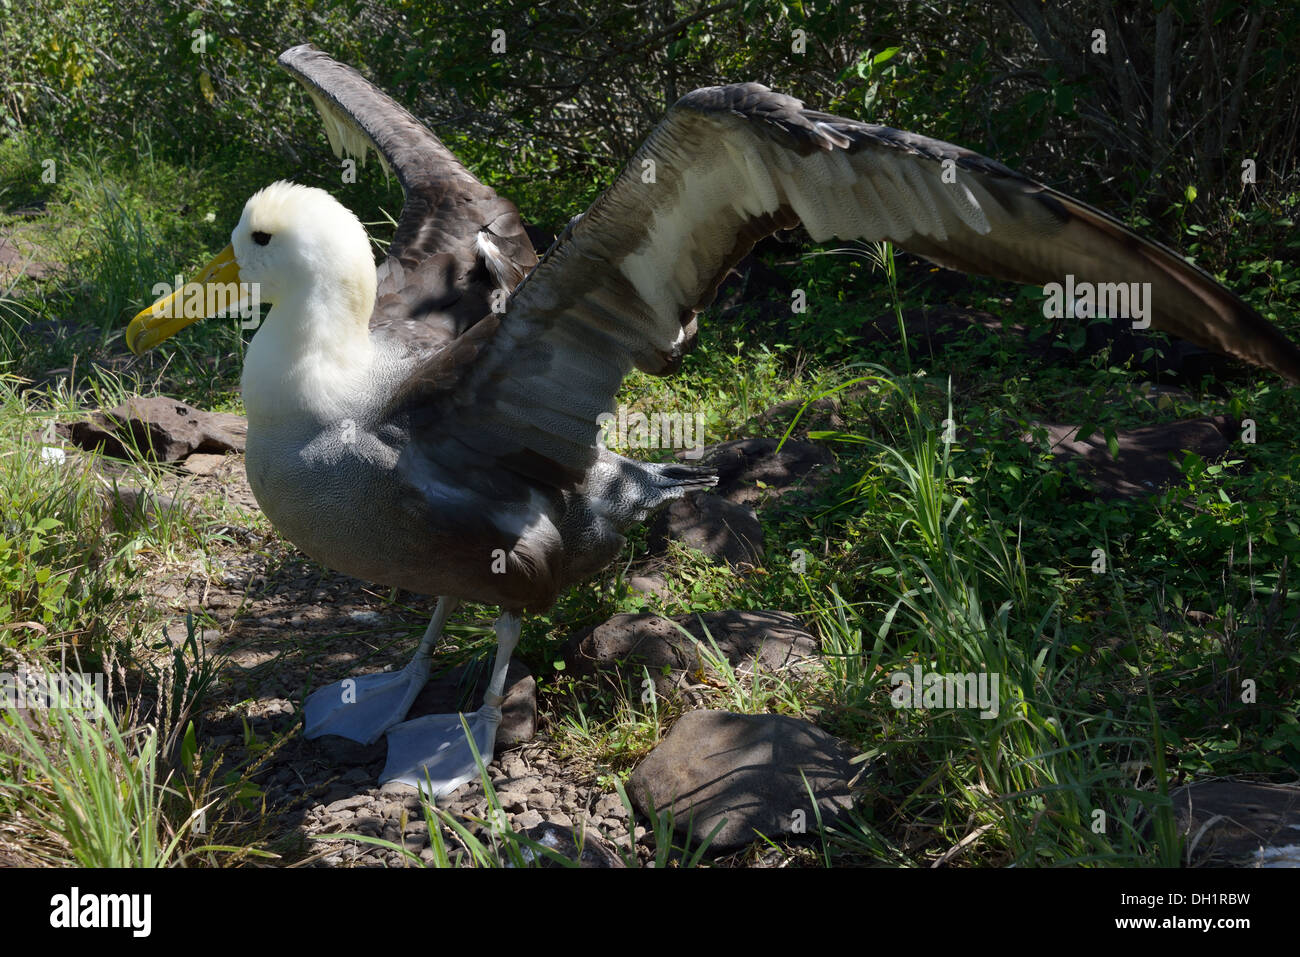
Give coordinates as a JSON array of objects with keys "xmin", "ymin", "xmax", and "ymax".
[{"xmin": 277, "ymin": 42, "xmax": 321, "ymax": 70}]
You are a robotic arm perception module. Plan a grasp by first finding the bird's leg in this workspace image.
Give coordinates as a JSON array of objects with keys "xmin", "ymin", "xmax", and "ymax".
[
  {"xmin": 406, "ymin": 595, "xmax": 459, "ymax": 678},
  {"xmin": 381, "ymin": 610, "xmax": 523, "ymax": 799},
  {"xmin": 303, "ymin": 596, "xmax": 458, "ymax": 744},
  {"xmin": 476, "ymin": 609, "xmax": 523, "ymax": 731}
]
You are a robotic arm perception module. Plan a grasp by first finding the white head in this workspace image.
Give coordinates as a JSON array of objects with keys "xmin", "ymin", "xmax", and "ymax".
[
  {"xmin": 233, "ymin": 183, "xmax": 380, "ymax": 424},
  {"xmin": 128, "ymin": 181, "xmax": 381, "ymax": 424},
  {"xmin": 234, "ymin": 181, "xmax": 377, "ymax": 330}
]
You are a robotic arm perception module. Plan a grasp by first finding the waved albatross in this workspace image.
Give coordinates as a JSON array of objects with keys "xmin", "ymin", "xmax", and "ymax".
[{"xmin": 127, "ymin": 44, "xmax": 1300, "ymax": 798}]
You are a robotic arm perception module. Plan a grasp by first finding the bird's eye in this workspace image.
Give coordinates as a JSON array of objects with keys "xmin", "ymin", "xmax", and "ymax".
[{"xmin": 252, "ymin": 231, "xmax": 271, "ymax": 246}]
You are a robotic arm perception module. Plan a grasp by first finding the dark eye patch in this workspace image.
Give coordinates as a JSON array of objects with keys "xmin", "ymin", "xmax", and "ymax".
[{"xmin": 252, "ymin": 231, "xmax": 271, "ymax": 246}]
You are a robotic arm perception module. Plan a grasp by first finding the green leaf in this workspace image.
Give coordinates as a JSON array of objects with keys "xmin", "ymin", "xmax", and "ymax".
[{"xmin": 181, "ymin": 720, "xmax": 198, "ymax": 769}]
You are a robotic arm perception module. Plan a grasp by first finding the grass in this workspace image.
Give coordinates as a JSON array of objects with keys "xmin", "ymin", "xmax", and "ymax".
[
  {"xmin": 1, "ymin": 112, "xmax": 1298, "ymax": 868},
  {"xmin": 1, "ymin": 692, "xmax": 186, "ymax": 867}
]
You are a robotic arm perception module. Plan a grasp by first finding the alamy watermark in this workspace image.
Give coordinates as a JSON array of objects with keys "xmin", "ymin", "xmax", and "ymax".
[
  {"xmin": 597, "ymin": 405, "xmax": 706, "ymax": 460},
  {"xmin": 148, "ymin": 274, "xmax": 262, "ymax": 329},
  {"xmin": 1042, "ymin": 274, "xmax": 1152, "ymax": 329},
  {"xmin": 890, "ymin": 665, "xmax": 1000, "ymax": 719},
  {"xmin": 1, "ymin": 668, "xmax": 105, "ymax": 716},
  {"xmin": 49, "ymin": 887, "xmax": 150, "ymax": 937}
]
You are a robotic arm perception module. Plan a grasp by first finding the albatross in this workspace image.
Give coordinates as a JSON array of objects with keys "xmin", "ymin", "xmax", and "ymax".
[{"xmin": 127, "ymin": 44, "xmax": 1300, "ymax": 798}]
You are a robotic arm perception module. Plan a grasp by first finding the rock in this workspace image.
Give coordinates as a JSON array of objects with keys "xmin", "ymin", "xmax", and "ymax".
[
  {"xmin": 627, "ymin": 573, "xmax": 673, "ymax": 602},
  {"xmin": 407, "ymin": 658, "xmax": 536, "ymax": 748},
  {"xmin": 513, "ymin": 809, "xmax": 544, "ymax": 830},
  {"xmin": 67, "ymin": 395, "xmax": 247, "ymax": 462},
  {"xmin": 325, "ymin": 795, "xmax": 371, "ymax": 814},
  {"xmin": 595, "ymin": 793, "xmax": 628, "ymax": 819},
  {"xmin": 518, "ymin": 823, "xmax": 626, "ymax": 868},
  {"xmin": 1024, "ymin": 415, "xmax": 1238, "ymax": 498},
  {"xmin": 691, "ymin": 437, "xmax": 834, "ymax": 507},
  {"xmin": 0, "ymin": 230, "xmax": 59, "ymax": 283},
  {"xmin": 501, "ymin": 754, "xmax": 528, "ymax": 778},
  {"xmin": 1170, "ymin": 781, "xmax": 1300, "ymax": 866},
  {"xmin": 513, "ymin": 775, "xmax": 543, "ymax": 794},
  {"xmin": 646, "ymin": 439, "xmax": 833, "ymax": 565},
  {"xmin": 627, "ymin": 710, "xmax": 856, "ymax": 851},
  {"xmin": 753, "ymin": 397, "xmax": 845, "ymax": 438},
  {"xmin": 1078, "ymin": 316, "xmax": 1234, "ymax": 383},
  {"xmin": 496, "ymin": 790, "xmax": 528, "ymax": 812},
  {"xmin": 713, "ymin": 253, "xmax": 794, "ymax": 314},
  {"xmin": 104, "ymin": 485, "xmax": 186, "ymax": 523},
  {"xmin": 562, "ymin": 609, "xmax": 819, "ymax": 696},
  {"xmin": 182, "ymin": 452, "xmax": 234, "ymax": 475},
  {"xmin": 647, "ymin": 493, "xmax": 763, "ymax": 567}
]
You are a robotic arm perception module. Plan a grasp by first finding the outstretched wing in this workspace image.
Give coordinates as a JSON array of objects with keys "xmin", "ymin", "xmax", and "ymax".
[
  {"xmin": 278, "ymin": 44, "xmax": 537, "ymax": 347},
  {"xmin": 403, "ymin": 82, "xmax": 1300, "ymax": 486}
]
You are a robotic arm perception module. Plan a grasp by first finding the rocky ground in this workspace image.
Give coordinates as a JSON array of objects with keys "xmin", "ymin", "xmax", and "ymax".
[
  {"xmin": 62, "ymin": 397, "xmax": 857, "ymax": 866},
  {"xmin": 33, "ymin": 281, "xmax": 1298, "ymax": 867}
]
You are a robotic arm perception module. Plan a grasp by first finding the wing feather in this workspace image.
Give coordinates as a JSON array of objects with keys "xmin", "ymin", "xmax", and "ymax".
[
  {"xmin": 399, "ymin": 82, "xmax": 1300, "ymax": 493},
  {"xmin": 278, "ymin": 44, "xmax": 538, "ymax": 343}
]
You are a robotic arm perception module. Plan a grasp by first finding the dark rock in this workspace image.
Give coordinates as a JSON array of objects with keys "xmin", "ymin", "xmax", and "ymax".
[
  {"xmin": 690, "ymin": 437, "xmax": 834, "ymax": 507},
  {"xmin": 1078, "ymin": 316, "xmax": 1234, "ymax": 383},
  {"xmin": 627, "ymin": 710, "xmax": 856, "ymax": 851},
  {"xmin": 518, "ymin": 823, "xmax": 627, "ymax": 867},
  {"xmin": 647, "ymin": 493, "xmax": 763, "ymax": 567},
  {"xmin": 1024, "ymin": 415, "xmax": 1238, "ymax": 498},
  {"xmin": 712, "ymin": 253, "xmax": 794, "ymax": 314},
  {"xmin": 563, "ymin": 609, "xmax": 819, "ymax": 696},
  {"xmin": 753, "ymin": 397, "xmax": 845, "ymax": 438},
  {"xmin": 858, "ymin": 305, "xmax": 1016, "ymax": 358},
  {"xmin": 647, "ymin": 438, "xmax": 833, "ymax": 566},
  {"xmin": 513, "ymin": 809, "xmax": 544, "ymax": 830},
  {"xmin": 103, "ymin": 484, "xmax": 186, "ymax": 524},
  {"xmin": 67, "ymin": 395, "xmax": 247, "ymax": 462},
  {"xmin": 1170, "ymin": 781, "xmax": 1300, "ymax": 867}
]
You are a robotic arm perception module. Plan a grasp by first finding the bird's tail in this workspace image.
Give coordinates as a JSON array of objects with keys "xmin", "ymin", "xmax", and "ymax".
[
  {"xmin": 597, "ymin": 454, "xmax": 718, "ymax": 528},
  {"xmin": 644, "ymin": 461, "xmax": 718, "ymax": 500}
]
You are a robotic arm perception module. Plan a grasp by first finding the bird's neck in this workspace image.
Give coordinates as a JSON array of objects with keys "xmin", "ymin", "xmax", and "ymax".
[{"xmin": 241, "ymin": 290, "xmax": 376, "ymax": 428}]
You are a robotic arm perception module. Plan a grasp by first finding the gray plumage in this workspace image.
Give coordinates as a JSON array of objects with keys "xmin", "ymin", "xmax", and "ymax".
[
  {"xmin": 129, "ymin": 44, "xmax": 1298, "ymax": 795},
  {"xmin": 264, "ymin": 47, "xmax": 1300, "ymax": 620}
]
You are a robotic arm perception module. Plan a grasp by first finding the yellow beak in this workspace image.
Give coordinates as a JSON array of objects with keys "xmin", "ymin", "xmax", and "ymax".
[{"xmin": 126, "ymin": 244, "xmax": 242, "ymax": 354}]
